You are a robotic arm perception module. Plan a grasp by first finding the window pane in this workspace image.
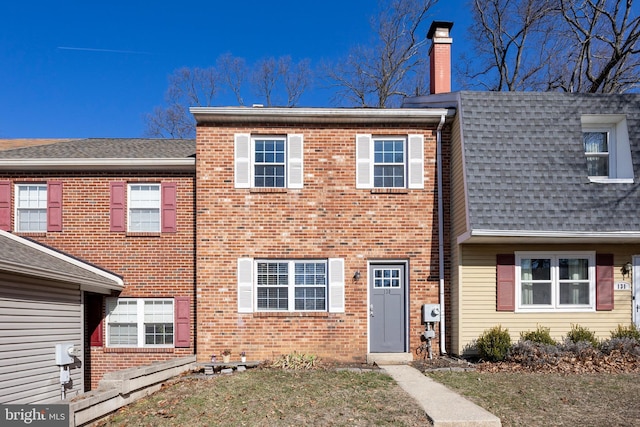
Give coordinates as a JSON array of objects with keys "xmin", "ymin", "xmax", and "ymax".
[
  {"xmin": 373, "ymin": 139, "xmax": 405, "ymax": 188},
  {"xmin": 16, "ymin": 185, "xmax": 47, "ymax": 232},
  {"xmin": 586, "ymin": 156, "xmax": 608, "ymax": 177},
  {"xmin": 559, "ymin": 258, "xmax": 588, "ymax": 280},
  {"xmin": 257, "ymin": 287, "xmax": 288, "ymax": 310},
  {"xmin": 109, "ymin": 324, "xmax": 138, "ymax": 345},
  {"xmin": 129, "ymin": 184, "xmax": 160, "ymax": 232},
  {"xmin": 560, "ymin": 282, "xmax": 590, "ymax": 305},
  {"xmin": 583, "ymin": 132, "xmax": 609, "ymax": 176},
  {"xmin": 521, "ymin": 282, "xmax": 552, "ymax": 305},
  {"xmin": 254, "ymin": 138, "xmax": 286, "ymax": 188},
  {"xmin": 521, "ymin": 259, "xmax": 550, "ymax": 281},
  {"xmin": 583, "ymin": 132, "xmax": 608, "ymax": 153}
]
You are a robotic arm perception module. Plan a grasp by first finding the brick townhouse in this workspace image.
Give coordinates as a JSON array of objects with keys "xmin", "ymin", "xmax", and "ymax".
[{"xmin": 0, "ymin": 138, "xmax": 196, "ymax": 398}]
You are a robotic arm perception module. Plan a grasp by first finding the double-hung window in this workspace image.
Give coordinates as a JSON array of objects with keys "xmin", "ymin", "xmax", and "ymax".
[
  {"xmin": 15, "ymin": 184, "xmax": 47, "ymax": 232},
  {"xmin": 128, "ymin": 184, "xmax": 160, "ymax": 232},
  {"xmin": 374, "ymin": 138, "xmax": 406, "ymax": 188},
  {"xmin": 256, "ymin": 260, "xmax": 327, "ymax": 311},
  {"xmin": 581, "ymin": 115, "xmax": 634, "ymax": 182},
  {"xmin": 237, "ymin": 258, "xmax": 345, "ymax": 313},
  {"xmin": 356, "ymin": 134, "xmax": 424, "ymax": 189},
  {"xmin": 516, "ymin": 252, "xmax": 595, "ymax": 312},
  {"xmin": 234, "ymin": 134, "xmax": 304, "ymax": 189},
  {"xmin": 106, "ymin": 298, "xmax": 174, "ymax": 347}
]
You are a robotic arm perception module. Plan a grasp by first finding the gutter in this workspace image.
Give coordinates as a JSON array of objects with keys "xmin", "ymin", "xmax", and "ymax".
[
  {"xmin": 0, "ymin": 158, "xmax": 195, "ymax": 171},
  {"xmin": 436, "ymin": 113, "xmax": 447, "ymax": 355}
]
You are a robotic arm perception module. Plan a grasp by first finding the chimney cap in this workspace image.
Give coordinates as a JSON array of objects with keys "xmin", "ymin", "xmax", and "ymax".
[{"xmin": 427, "ymin": 21, "xmax": 454, "ymax": 39}]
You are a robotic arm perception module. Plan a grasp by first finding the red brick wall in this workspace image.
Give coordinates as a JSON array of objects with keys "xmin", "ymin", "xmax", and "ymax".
[
  {"xmin": 0, "ymin": 172, "xmax": 195, "ymax": 389},
  {"xmin": 196, "ymin": 123, "xmax": 447, "ymax": 363}
]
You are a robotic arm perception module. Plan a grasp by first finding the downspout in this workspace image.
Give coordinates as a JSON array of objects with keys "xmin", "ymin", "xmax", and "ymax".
[{"xmin": 436, "ymin": 113, "xmax": 447, "ymax": 355}]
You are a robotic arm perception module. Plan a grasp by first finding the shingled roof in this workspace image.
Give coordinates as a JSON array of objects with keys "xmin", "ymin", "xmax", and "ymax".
[
  {"xmin": 0, "ymin": 138, "xmax": 195, "ymax": 158},
  {"xmin": 0, "ymin": 230, "xmax": 123, "ymax": 292},
  {"xmin": 408, "ymin": 91, "xmax": 640, "ymax": 241}
]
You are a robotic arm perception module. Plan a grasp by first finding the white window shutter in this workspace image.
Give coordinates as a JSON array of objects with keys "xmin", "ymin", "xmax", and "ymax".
[
  {"xmin": 356, "ymin": 134, "xmax": 373, "ymax": 189},
  {"xmin": 407, "ymin": 134, "xmax": 424, "ymax": 189},
  {"xmin": 237, "ymin": 258, "xmax": 254, "ymax": 313},
  {"xmin": 328, "ymin": 258, "xmax": 345, "ymax": 313},
  {"xmin": 287, "ymin": 134, "xmax": 304, "ymax": 188},
  {"xmin": 235, "ymin": 134, "xmax": 251, "ymax": 188}
]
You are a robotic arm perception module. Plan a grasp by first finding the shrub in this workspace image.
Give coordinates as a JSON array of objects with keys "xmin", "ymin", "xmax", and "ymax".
[
  {"xmin": 610, "ymin": 324, "xmax": 640, "ymax": 340},
  {"xmin": 520, "ymin": 325, "xmax": 556, "ymax": 345},
  {"xmin": 476, "ymin": 325, "xmax": 512, "ymax": 362},
  {"xmin": 565, "ymin": 324, "xmax": 598, "ymax": 346},
  {"xmin": 271, "ymin": 352, "xmax": 318, "ymax": 370},
  {"xmin": 600, "ymin": 337, "xmax": 640, "ymax": 356}
]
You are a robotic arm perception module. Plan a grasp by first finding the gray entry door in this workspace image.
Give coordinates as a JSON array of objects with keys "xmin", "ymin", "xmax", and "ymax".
[{"xmin": 369, "ymin": 264, "xmax": 406, "ymax": 352}]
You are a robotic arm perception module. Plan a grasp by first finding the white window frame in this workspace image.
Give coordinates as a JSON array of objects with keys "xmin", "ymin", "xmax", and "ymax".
[
  {"xmin": 255, "ymin": 259, "xmax": 328, "ymax": 312},
  {"xmin": 581, "ymin": 115, "xmax": 634, "ymax": 183},
  {"xmin": 373, "ymin": 137, "xmax": 407, "ymax": 188},
  {"xmin": 252, "ymin": 136, "xmax": 287, "ymax": 188},
  {"xmin": 128, "ymin": 183, "xmax": 161, "ymax": 232},
  {"xmin": 234, "ymin": 133, "xmax": 304, "ymax": 189},
  {"xmin": 356, "ymin": 134, "xmax": 424, "ymax": 189},
  {"xmin": 14, "ymin": 183, "xmax": 47, "ymax": 232},
  {"xmin": 106, "ymin": 298, "xmax": 174, "ymax": 348},
  {"xmin": 515, "ymin": 251, "xmax": 596, "ymax": 313}
]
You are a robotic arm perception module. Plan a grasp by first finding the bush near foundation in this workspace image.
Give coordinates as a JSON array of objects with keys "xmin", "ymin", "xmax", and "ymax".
[{"xmin": 476, "ymin": 325, "xmax": 511, "ymax": 362}]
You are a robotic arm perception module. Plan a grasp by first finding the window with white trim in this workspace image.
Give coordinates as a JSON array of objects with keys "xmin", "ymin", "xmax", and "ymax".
[
  {"xmin": 581, "ymin": 115, "xmax": 634, "ymax": 183},
  {"xmin": 128, "ymin": 184, "xmax": 160, "ymax": 232},
  {"xmin": 516, "ymin": 252, "xmax": 595, "ymax": 312},
  {"xmin": 15, "ymin": 184, "xmax": 47, "ymax": 232},
  {"xmin": 106, "ymin": 298, "xmax": 174, "ymax": 347},
  {"xmin": 374, "ymin": 138, "xmax": 406, "ymax": 188},
  {"xmin": 234, "ymin": 133, "xmax": 304, "ymax": 189},
  {"xmin": 256, "ymin": 260, "xmax": 327, "ymax": 311},
  {"xmin": 356, "ymin": 134, "xmax": 424, "ymax": 189}
]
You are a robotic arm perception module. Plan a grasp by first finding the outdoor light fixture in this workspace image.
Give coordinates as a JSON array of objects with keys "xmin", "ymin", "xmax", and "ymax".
[
  {"xmin": 353, "ymin": 271, "xmax": 361, "ymax": 281},
  {"xmin": 621, "ymin": 261, "xmax": 633, "ymax": 279}
]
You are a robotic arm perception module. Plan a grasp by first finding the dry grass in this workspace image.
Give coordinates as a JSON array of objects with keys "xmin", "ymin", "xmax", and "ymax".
[
  {"xmin": 428, "ymin": 370, "xmax": 640, "ymax": 426},
  {"xmin": 96, "ymin": 369, "xmax": 431, "ymax": 427}
]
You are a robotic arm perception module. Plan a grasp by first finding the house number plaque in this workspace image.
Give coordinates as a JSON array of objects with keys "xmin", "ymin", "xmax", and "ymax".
[{"xmin": 615, "ymin": 281, "xmax": 631, "ymax": 291}]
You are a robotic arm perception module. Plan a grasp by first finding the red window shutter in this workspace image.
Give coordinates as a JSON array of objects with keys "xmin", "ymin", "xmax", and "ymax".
[
  {"xmin": 496, "ymin": 254, "xmax": 516, "ymax": 311},
  {"xmin": 174, "ymin": 296, "xmax": 190, "ymax": 348},
  {"xmin": 86, "ymin": 293, "xmax": 104, "ymax": 347},
  {"xmin": 47, "ymin": 181, "xmax": 63, "ymax": 232},
  {"xmin": 161, "ymin": 182, "xmax": 177, "ymax": 233},
  {"xmin": 0, "ymin": 181, "xmax": 10, "ymax": 231},
  {"xmin": 110, "ymin": 182, "xmax": 126, "ymax": 232},
  {"xmin": 596, "ymin": 253, "xmax": 614, "ymax": 311}
]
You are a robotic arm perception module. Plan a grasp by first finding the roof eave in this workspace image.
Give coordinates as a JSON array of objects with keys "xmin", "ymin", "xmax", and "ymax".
[
  {"xmin": 0, "ymin": 158, "xmax": 195, "ymax": 171},
  {"xmin": 190, "ymin": 107, "xmax": 455, "ymax": 125},
  {"xmin": 457, "ymin": 229, "xmax": 640, "ymax": 245}
]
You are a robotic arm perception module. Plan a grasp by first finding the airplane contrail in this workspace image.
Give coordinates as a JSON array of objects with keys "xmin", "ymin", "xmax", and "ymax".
[{"xmin": 57, "ymin": 46, "xmax": 152, "ymax": 55}]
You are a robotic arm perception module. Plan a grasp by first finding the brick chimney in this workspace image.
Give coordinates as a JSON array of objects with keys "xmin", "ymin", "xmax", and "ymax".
[{"xmin": 427, "ymin": 21, "xmax": 453, "ymax": 94}]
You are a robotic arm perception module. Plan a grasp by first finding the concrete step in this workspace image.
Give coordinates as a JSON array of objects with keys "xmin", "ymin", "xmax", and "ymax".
[{"xmin": 366, "ymin": 352, "xmax": 413, "ymax": 365}]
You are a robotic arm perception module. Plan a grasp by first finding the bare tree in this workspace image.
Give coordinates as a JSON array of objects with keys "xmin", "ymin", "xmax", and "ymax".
[
  {"xmin": 144, "ymin": 67, "xmax": 219, "ymax": 138},
  {"xmin": 324, "ymin": 0, "xmax": 438, "ymax": 107},
  {"xmin": 556, "ymin": 0, "xmax": 640, "ymax": 93},
  {"xmin": 459, "ymin": 0, "xmax": 558, "ymax": 91},
  {"xmin": 144, "ymin": 54, "xmax": 311, "ymax": 137}
]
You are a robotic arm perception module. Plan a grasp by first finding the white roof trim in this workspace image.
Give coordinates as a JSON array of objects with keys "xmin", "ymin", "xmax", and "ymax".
[
  {"xmin": 190, "ymin": 106, "xmax": 454, "ymax": 125},
  {"xmin": 0, "ymin": 230, "xmax": 124, "ymax": 291},
  {"xmin": 0, "ymin": 158, "xmax": 195, "ymax": 171},
  {"xmin": 458, "ymin": 229, "xmax": 640, "ymax": 244}
]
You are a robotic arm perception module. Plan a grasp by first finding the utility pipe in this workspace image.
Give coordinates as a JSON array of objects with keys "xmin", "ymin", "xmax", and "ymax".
[{"xmin": 436, "ymin": 113, "xmax": 447, "ymax": 355}]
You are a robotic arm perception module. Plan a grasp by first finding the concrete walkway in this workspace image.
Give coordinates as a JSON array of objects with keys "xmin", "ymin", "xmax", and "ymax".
[{"xmin": 382, "ymin": 364, "xmax": 501, "ymax": 427}]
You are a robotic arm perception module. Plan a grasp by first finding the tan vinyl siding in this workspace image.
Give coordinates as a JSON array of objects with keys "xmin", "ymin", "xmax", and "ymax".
[
  {"xmin": 0, "ymin": 273, "xmax": 83, "ymax": 403},
  {"xmin": 457, "ymin": 244, "xmax": 636, "ymax": 356},
  {"xmin": 449, "ymin": 114, "xmax": 467, "ymax": 240}
]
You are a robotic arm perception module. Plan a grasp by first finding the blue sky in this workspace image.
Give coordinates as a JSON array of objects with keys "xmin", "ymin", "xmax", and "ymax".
[{"xmin": 0, "ymin": 1, "xmax": 471, "ymax": 138}]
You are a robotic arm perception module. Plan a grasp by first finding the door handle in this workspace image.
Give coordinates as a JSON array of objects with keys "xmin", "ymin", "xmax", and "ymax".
[{"xmin": 370, "ymin": 304, "xmax": 374, "ymax": 317}]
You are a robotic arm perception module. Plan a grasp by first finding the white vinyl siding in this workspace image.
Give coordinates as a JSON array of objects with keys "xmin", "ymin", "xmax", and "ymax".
[
  {"xmin": 0, "ymin": 274, "xmax": 83, "ymax": 404},
  {"xmin": 234, "ymin": 134, "xmax": 304, "ymax": 189}
]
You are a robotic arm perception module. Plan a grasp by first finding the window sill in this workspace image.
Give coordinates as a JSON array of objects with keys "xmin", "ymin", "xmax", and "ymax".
[
  {"xmin": 15, "ymin": 232, "xmax": 47, "ymax": 237},
  {"xmin": 588, "ymin": 177, "xmax": 634, "ymax": 184},
  {"xmin": 126, "ymin": 232, "xmax": 162, "ymax": 237},
  {"xmin": 253, "ymin": 311, "xmax": 330, "ymax": 318},
  {"xmin": 370, "ymin": 188, "xmax": 409, "ymax": 194},
  {"xmin": 104, "ymin": 347, "xmax": 175, "ymax": 353},
  {"xmin": 249, "ymin": 188, "xmax": 288, "ymax": 194}
]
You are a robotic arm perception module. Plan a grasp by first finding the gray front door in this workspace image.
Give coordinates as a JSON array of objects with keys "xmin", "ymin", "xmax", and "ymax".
[{"xmin": 370, "ymin": 264, "xmax": 406, "ymax": 352}]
